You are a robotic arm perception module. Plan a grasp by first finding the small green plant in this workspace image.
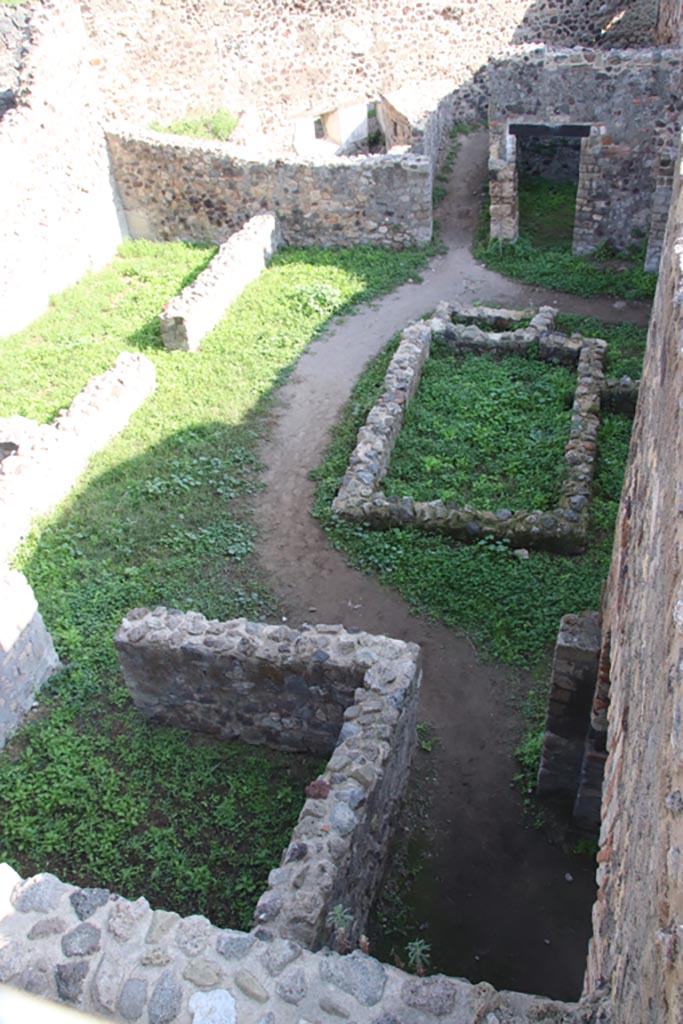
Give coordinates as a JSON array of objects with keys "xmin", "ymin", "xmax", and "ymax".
[
  {"xmin": 573, "ymin": 837, "xmax": 599, "ymax": 858},
  {"xmin": 416, "ymin": 722, "xmax": 435, "ymax": 752},
  {"xmin": 327, "ymin": 903, "xmax": 353, "ymax": 953},
  {"xmin": 406, "ymin": 937, "xmax": 431, "ymax": 975},
  {"xmin": 150, "ymin": 109, "xmax": 239, "ymax": 142},
  {"xmin": 474, "ymin": 176, "xmax": 657, "ymax": 301}
]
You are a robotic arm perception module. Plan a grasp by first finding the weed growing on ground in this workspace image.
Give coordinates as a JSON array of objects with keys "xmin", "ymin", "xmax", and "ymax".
[
  {"xmin": 150, "ymin": 109, "xmax": 239, "ymax": 141},
  {"xmin": 474, "ymin": 177, "xmax": 657, "ymax": 301},
  {"xmin": 383, "ymin": 344, "xmax": 575, "ymax": 511},
  {"xmin": 0, "ymin": 236, "xmax": 438, "ymax": 920},
  {"xmin": 312, "ymin": 319, "xmax": 643, "ymax": 669}
]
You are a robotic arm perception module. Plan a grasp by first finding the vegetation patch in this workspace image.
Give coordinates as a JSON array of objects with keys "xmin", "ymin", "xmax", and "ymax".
[
  {"xmin": 312, "ymin": 317, "xmax": 644, "ymax": 669},
  {"xmin": 475, "ymin": 176, "xmax": 657, "ymax": 301},
  {"xmin": 150, "ymin": 109, "xmax": 240, "ymax": 141},
  {"xmin": 0, "ymin": 236, "xmax": 437, "ymax": 922},
  {"xmin": 382, "ymin": 345, "xmax": 576, "ymax": 511}
]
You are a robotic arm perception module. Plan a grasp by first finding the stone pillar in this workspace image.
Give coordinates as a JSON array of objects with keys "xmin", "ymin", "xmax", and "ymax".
[
  {"xmin": 572, "ymin": 131, "xmax": 603, "ymax": 256},
  {"xmin": 488, "ymin": 123, "xmax": 518, "ymax": 243},
  {"xmin": 536, "ymin": 611, "xmax": 601, "ymax": 803}
]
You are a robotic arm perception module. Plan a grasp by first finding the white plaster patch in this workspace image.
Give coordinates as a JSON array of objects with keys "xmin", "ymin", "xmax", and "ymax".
[{"xmin": 189, "ymin": 988, "xmax": 237, "ymax": 1024}]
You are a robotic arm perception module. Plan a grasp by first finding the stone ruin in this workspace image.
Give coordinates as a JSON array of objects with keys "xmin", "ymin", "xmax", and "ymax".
[
  {"xmin": 2, "ymin": 0, "xmax": 683, "ymax": 1021},
  {"xmin": 333, "ymin": 304, "xmax": 613, "ymax": 555}
]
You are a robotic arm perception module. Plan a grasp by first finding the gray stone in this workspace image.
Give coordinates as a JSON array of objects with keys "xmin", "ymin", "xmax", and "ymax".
[
  {"xmin": 216, "ymin": 929, "xmax": 256, "ymax": 959},
  {"xmin": 149, "ymin": 969, "xmax": 182, "ymax": 1024},
  {"xmin": 70, "ymin": 887, "xmax": 110, "ymax": 920},
  {"xmin": 119, "ymin": 978, "xmax": 148, "ymax": 1021},
  {"xmin": 372, "ymin": 1016, "xmax": 402, "ymax": 1024},
  {"xmin": 12, "ymin": 873, "xmax": 67, "ymax": 913},
  {"xmin": 0, "ymin": 945, "xmax": 28, "ymax": 983},
  {"xmin": 261, "ymin": 938, "xmax": 301, "ymax": 976},
  {"xmin": 55, "ymin": 961, "xmax": 89, "ymax": 1003},
  {"xmin": 319, "ymin": 951, "xmax": 387, "ymax": 1006},
  {"xmin": 18, "ymin": 961, "xmax": 50, "ymax": 997},
  {"xmin": 320, "ymin": 994, "xmax": 352, "ymax": 1017},
  {"xmin": 146, "ymin": 910, "xmax": 181, "ymax": 944},
  {"xmin": 92, "ymin": 955, "xmax": 125, "ymax": 1013},
  {"xmin": 234, "ymin": 968, "xmax": 269, "ymax": 1003},
  {"xmin": 188, "ymin": 989, "xmax": 237, "ymax": 1024},
  {"xmin": 183, "ymin": 958, "xmax": 222, "ymax": 988},
  {"xmin": 401, "ymin": 975, "xmax": 462, "ymax": 1016},
  {"xmin": 28, "ymin": 916, "xmax": 67, "ymax": 939},
  {"xmin": 142, "ymin": 945, "xmax": 171, "ymax": 966},
  {"xmin": 61, "ymin": 922, "xmax": 101, "ymax": 957},
  {"xmin": 256, "ymin": 1015, "xmax": 276, "ymax": 1024},
  {"xmin": 108, "ymin": 897, "xmax": 150, "ymax": 943},
  {"xmin": 330, "ymin": 802, "xmax": 357, "ymax": 836},
  {"xmin": 176, "ymin": 914, "xmax": 212, "ymax": 956},
  {"xmin": 276, "ymin": 966, "xmax": 307, "ymax": 1004}
]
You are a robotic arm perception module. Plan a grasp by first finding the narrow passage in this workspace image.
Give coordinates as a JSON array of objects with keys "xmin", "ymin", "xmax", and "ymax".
[{"xmin": 253, "ymin": 131, "xmax": 650, "ymax": 999}]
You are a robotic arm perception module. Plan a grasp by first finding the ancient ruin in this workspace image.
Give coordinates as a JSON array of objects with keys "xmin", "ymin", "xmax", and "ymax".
[{"xmin": 2, "ymin": 0, "xmax": 683, "ymax": 1021}]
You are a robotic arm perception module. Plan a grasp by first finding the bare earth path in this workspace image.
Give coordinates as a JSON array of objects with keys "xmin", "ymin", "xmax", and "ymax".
[{"xmin": 254, "ymin": 132, "xmax": 651, "ymax": 1000}]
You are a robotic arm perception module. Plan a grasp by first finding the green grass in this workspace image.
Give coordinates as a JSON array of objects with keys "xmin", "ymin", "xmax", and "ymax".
[
  {"xmin": 150, "ymin": 110, "xmax": 239, "ymax": 142},
  {"xmin": 475, "ymin": 176, "xmax": 657, "ymax": 301},
  {"xmin": 312, "ymin": 318, "xmax": 645, "ymax": 670},
  {"xmin": 383, "ymin": 345, "xmax": 576, "ymax": 511},
  {"xmin": 0, "ymin": 236, "xmax": 437, "ymax": 923}
]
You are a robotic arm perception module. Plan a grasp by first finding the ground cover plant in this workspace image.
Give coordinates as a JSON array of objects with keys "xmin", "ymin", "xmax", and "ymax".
[
  {"xmin": 475, "ymin": 176, "xmax": 657, "ymax": 301},
  {"xmin": 0, "ymin": 236, "xmax": 437, "ymax": 924},
  {"xmin": 382, "ymin": 344, "xmax": 576, "ymax": 511},
  {"xmin": 314, "ymin": 312, "xmax": 645, "ymax": 962},
  {"xmin": 150, "ymin": 109, "xmax": 239, "ymax": 141},
  {"xmin": 312, "ymin": 315, "xmax": 645, "ymax": 670}
]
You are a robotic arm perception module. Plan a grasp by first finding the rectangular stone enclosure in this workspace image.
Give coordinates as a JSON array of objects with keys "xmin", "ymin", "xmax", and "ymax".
[
  {"xmin": 115, "ymin": 609, "xmax": 421, "ymax": 949},
  {"xmin": 332, "ymin": 304, "xmax": 606, "ymax": 554}
]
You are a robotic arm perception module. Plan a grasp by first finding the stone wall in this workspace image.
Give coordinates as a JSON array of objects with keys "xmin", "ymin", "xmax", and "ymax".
[
  {"xmin": 0, "ymin": 863, "xmax": 596, "ymax": 1024},
  {"xmin": 536, "ymin": 613, "xmax": 601, "ymax": 812},
  {"xmin": 0, "ymin": 570, "xmax": 59, "ymax": 751},
  {"xmin": 333, "ymin": 306, "xmax": 605, "ymax": 555},
  {"xmin": 106, "ymin": 128, "xmax": 432, "ymax": 249},
  {"xmin": 584, "ymin": 127, "xmax": 683, "ymax": 1021},
  {"xmin": 0, "ymin": 354, "xmax": 155, "ymax": 750},
  {"xmin": 115, "ymin": 610, "xmax": 421, "ymax": 949},
  {"xmin": 0, "ymin": 0, "xmax": 125, "ymax": 337},
  {"xmin": 159, "ymin": 215, "xmax": 281, "ymax": 352},
  {"xmin": 487, "ymin": 47, "xmax": 683, "ymax": 265},
  {"xmin": 657, "ymin": 0, "xmax": 683, "ymax": 44},
  {"xmin": 0, "ymin": 353, "xmax": 156, "ymax": 564}
]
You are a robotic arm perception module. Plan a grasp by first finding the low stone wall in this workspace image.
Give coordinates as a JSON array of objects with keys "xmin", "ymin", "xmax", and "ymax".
[
  {"xmin": 115, "ymin": 610, "xmax": 421, "ymax": 948},
  {"xmin": 106, "ymin": 127, "xmax": 433, "ymax": 249},
  {"xmin": 332, "ymin": 305, "xmax": 605, "ymax": 555},
  {"xmin": 536, "ymin": 613, "xmax": 601, "ymax": 808},
  {"xmin": 0, "ymin": 570, "xmax": 59, "ymax": 751},
  {"xmin": 0, "ymin": 353, "xmax": 156, "ymax": 564},
  {"xmin": 159, "ymin": 215, "xmax": 281, "ymax": 352},
  {"xmin": 0, "ymin": 862, "xmax": 591, "ymax": 1024},
  {"xmin": 0, "ymin": 353, "xmax": 156, "ymax": 750}
]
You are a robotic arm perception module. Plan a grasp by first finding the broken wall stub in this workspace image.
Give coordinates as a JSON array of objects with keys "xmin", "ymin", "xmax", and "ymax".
[
  {"xmin": 536, "ymin": 612, "xmax": 601, "ymax": 813},
  {"xmin": 487, "ymin": 46, "xmax": 683, "ymax": 267},
  {"xmin": 159, "ymin": 214, "xmax": 282, "ymax": 352},
  {"xmin": 115, "ymin": 609, "xmax": 421, "ymax": 949}
]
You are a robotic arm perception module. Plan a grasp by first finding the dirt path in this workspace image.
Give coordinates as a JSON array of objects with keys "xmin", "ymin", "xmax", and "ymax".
[{"xmin": 253, "ymin": 131, "xmax": 650, "ymax": 1000}]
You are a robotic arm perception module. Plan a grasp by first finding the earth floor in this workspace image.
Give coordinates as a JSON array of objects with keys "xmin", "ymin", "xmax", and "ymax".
[{"xmin": 252, "ymin": 130, "xmax": 651, "ymax": 1000}]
